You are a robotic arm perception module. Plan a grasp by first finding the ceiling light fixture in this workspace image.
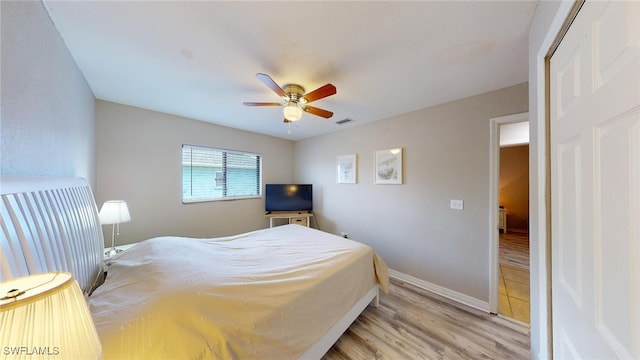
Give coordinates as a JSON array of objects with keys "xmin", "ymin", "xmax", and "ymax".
[{"xmin": 283, "ymin": 104, "xmax": 303, "ymax": 122}]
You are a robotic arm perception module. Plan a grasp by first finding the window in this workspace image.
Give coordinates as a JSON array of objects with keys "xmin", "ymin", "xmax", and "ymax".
[{"xmin": 182, "ymin": 145, "xmax": 261, "ymax": 203}]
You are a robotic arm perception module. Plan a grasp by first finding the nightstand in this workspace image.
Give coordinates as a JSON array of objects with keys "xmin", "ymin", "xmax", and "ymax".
[
  {"xmin": 498, "ymin": 208, "xmax": 507, "ymax": 234},
  {"xmin": 103, "ymin": 243, "xmax": 137, "ymax": 260}
]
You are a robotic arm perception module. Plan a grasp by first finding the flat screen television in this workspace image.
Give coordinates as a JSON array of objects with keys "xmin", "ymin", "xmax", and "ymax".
[{"xmin": 265, "ymin": 184, "xmax": 312, "ymax": 213}]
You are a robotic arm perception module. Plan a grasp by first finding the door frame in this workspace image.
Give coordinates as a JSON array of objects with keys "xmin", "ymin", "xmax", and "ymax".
[
  {"xmin": 489, "ymin": 112, "xmax": 529, "ymax": 314},
  {"xmin": 530, "ymin": 1, "xmax": 584, "ymax": 358}
]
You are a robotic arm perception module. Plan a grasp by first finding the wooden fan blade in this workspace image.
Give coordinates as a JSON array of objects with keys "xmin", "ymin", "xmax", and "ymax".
[
  {"xmin": 303, "ymin": 84, "xmax": 336, "ymax": 103},
  {"xmin": 243, "ymin": 102, "xmax": 282, "ymax": 106},
  {"xmin": 283, "ymin": 118, "xmax": 292, "ymax": 123},
  {"xmin": 304, "ymin": 105, "xmax": 334, "ymax": 119},
  {"xmin": 256, "ymin": 73, "xmax": 286, "ymax": 97}
]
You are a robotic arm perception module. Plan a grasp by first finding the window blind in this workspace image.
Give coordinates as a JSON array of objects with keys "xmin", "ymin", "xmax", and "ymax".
[{"xmin": 182, "ymin": 145, "xmax": 261, "ymax": 203}]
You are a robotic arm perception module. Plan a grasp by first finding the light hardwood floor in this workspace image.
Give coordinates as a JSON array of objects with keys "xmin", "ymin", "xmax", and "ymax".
[
  {"xmin": 499, "ymin": 232, "xmax": 529, "ymax": 270},
  {"xmin": 324, "ymin": 278, "xmax": 530, "ymax": 359}
]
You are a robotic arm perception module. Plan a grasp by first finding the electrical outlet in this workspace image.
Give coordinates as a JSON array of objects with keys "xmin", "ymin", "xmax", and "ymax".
[
  {"xmin": 450, "ymin": 199, "xmax": 464, "ymax": 210},
  {"xmin": 340, "ymin": 232, "xmax": 349, "ymax": 239}
]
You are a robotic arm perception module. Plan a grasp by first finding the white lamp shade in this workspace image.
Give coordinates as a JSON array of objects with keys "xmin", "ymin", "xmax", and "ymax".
[
  {"xmin": 98, "ymin": 200, "xmax": 131, "ymax": 225},
  {"xmin": 0, "ymin": 272, "xmax": 102, "ymax": 359},
  {"xmin": 283, "ymin": 104, "xmax": 303, "ymax": 121}
]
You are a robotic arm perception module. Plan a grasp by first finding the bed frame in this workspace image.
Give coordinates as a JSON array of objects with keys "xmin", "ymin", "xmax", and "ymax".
[
  {"xmin": 0, "ymin": 176, "xmax": 378, "ymax": 359},
  {"xmin": 0, "ymin": 176, "xmax": 104, "ymax": 293}
]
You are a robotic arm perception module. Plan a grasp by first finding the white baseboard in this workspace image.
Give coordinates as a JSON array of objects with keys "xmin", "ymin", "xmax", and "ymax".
[{"xmin": 388, "ymin": 269, "xmax": 490, "ymax": 312}]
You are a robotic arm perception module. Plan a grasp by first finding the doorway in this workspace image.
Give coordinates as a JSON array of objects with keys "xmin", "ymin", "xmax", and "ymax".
[
  {"xmin": 489, "ymin": 112, "xmax": 529, "ymax": 323},
  {"xmin": 498, "ymin": 142, "xmax": 530, "ymax": 323}
]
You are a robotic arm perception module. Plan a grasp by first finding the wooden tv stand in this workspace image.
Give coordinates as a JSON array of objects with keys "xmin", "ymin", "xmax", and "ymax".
[{"xmin": 266, "ymin": 211, "xmax": 313, "ymax": 228}]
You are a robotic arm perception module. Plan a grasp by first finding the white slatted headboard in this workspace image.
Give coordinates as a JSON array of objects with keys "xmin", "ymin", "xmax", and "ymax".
[{"xmin": 0, "ymin": 176, "xmax": 104, "ymax": 294}]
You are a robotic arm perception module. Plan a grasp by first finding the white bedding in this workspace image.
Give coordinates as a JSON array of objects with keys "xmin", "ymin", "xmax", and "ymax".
[{"xmin": 89, "ymin": 225, "xmax": 388, "ymax": 359}]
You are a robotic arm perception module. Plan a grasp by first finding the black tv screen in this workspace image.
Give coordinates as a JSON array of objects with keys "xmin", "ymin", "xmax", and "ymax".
[{"xmin": 265, "ymin": 184, "xmax": 312, "ymax": 213}]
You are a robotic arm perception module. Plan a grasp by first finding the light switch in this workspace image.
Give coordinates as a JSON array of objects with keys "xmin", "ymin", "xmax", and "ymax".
[{"xmin": 450, "ymin": 199, "xmax": 464, "ymax": 210}]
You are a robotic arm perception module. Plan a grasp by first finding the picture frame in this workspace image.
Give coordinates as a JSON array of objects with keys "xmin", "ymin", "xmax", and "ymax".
[
  {"xmin": 336, "ymin": 154, "xmax": 357, "ymax": 184},
  {"xmin": 374, "ymin": 148, "xmax": 403, "ymax": 184}
]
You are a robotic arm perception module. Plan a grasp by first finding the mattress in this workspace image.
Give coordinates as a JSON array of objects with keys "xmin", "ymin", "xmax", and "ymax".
[{"xmin": 89, "ymin": 224, "xmax": 388, "ymax": 359}]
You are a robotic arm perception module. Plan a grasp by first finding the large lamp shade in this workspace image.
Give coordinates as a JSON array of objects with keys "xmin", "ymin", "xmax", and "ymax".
[{"xmin": 0, "ymin": 272, "xmax": 102, "ymax": 359}]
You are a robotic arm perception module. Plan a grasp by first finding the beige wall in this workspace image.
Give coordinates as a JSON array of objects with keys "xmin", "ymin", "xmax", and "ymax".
[
  {"xmin": 96, "ymin": 101, "xmax": 294, "ymax": 245},
  {"xmin": 499, "ymin": 145, "xmax": 529, "ymax": 231},
  {"xmin": 294, "ymin": 83, "xmax": 528, "ymax": 302},
  {"xmin": 1, "ymin": 1, "xmax": 96, "ymax": 186}
]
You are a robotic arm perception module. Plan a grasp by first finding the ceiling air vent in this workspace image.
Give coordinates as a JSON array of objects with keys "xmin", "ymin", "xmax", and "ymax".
[{"xmin": 335, "ymin": 118, "xmax": 354, "ymax": 125}]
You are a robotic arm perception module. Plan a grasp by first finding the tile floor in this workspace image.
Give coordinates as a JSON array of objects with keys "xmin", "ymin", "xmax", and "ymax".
[
  {"xmin": 499, "ymin": 263, "xmax": 530, "ymax": 323},
  {"xmin": 498, "ymin": 232, "xmax": 530, "ymax": 324}
]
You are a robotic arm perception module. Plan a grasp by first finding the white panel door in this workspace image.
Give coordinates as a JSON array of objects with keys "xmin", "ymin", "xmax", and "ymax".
[{"xmin": 550, "ymin": 1, "xmax": 639, "ymax": 359}]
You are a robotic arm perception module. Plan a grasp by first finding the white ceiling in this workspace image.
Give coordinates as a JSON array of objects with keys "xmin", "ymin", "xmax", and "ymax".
[{"xmin": 42, "ymin": 1, "xmax": 537, "ymax": 141}]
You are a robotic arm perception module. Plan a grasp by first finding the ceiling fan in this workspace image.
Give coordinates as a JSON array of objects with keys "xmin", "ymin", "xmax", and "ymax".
[{"xmin": 243, "ymin": 73, "xmax": 336, "ymax": 123}]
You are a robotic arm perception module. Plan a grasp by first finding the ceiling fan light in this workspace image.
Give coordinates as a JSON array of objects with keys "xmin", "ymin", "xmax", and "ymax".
[{"xmin": 283, "ymin": 104, "xmax": 303, "ymax": 121}]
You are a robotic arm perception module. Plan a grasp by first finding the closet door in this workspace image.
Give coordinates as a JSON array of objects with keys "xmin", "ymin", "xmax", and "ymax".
[{"xmin": 550, "ymin": 1, "xmax": 639, "ymax": 358}]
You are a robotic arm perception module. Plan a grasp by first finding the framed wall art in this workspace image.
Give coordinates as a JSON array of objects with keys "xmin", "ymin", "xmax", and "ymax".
[
  {"xmin": 336, "ymin": 154, "xmax": 357, "ymax": 184},
  {"xmin": 374, "ymin": 148, "xmax": 403, "ymax": 184}
]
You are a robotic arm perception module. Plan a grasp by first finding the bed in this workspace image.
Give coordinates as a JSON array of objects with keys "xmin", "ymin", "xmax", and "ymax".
[{"xmin": 0, "ymin": 176, "xmax": 389, "ymax": 359}]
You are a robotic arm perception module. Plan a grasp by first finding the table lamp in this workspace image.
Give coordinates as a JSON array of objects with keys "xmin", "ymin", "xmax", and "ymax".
[
  {"xmin": 98, "ymin": 200, "xmax": 131, "ymax": 257},
  {"xmin": 0, "ymin": 272, "xmax": 102, "ymax": 359}
]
